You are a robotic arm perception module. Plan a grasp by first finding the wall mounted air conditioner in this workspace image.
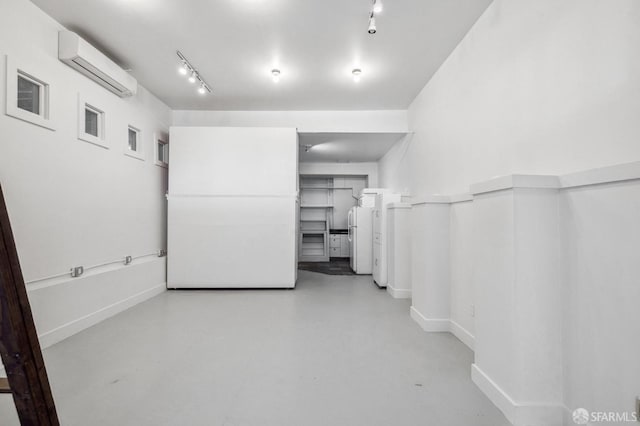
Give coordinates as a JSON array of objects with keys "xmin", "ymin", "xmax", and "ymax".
[{"xmin": 58, "ymin": 31, "xmax": 137, "ymax": 97}]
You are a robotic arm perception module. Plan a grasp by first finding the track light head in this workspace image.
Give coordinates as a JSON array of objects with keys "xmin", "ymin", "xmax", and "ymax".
[
  {"xmin": 178, "ymin": 62, "xmax": 188, "ymax": 75},
  {"xmin": 198, "ymin": 84, "xmax": 206, "ymax": 95},
  {"xmin": 368, "ymin": 14, "xmax": 377, "ymax": 34},
  {"xmin": 373, "ymin": 0, "xmax": 383, "ymax": 13},
  {"xmin": 188, "ymin": 71, "xmax": 197, "ymax": 84}
]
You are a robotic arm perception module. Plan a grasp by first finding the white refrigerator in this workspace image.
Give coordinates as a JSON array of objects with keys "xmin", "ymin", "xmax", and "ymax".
[
  {"xmin": 372, "ymin": 193, "xmax": 402, "ymax": 287},
  {"xmin": 348, "ymin": 206, "xmax": 373, "ymax": 274}
]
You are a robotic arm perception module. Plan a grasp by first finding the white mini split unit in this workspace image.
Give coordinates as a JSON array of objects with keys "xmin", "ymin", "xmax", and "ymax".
[{"xmin": 58, "ymin": 30, "xmax": 137, "ymax": 97}]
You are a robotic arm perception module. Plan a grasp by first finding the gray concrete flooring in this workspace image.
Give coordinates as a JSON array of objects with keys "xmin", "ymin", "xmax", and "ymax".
[{"xmin": 1, "ymin": 270, "xmax": 510, "ymax": 426}]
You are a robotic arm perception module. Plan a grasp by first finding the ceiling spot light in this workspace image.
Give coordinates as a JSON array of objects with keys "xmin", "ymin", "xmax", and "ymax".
[
  {"xmin": 178, "ymin": 62, "xmax": 188, "ymax": 75},
  {"xmin": 198, "ymin": 84, "xmax": 207, "ymax": 95},
  {"xmin": 188, "ymin": 71, "xmax": 197, "ymax": 84},
  {"xmin": 368, "ymin": 13, "xmax": 377, "ymax": 34},
  {"xmin": 373, "ymin": 0, "xmax": 383, "ymax": 14},
  {"xmin": 352, "ymin": 68, "xmax": 362, "ymax": 83},
  {"xmin": 271, "ymin": 69, "xmax": 281, "ymax": 83}
]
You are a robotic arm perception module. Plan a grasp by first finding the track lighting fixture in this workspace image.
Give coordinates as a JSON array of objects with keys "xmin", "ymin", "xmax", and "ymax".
[
  {"xmin": 368, "ymin": 13, "xmax": 377, "ymax": 34},
  {"xmin": 271, "ymin": 69, "xmax": 281, "ymax": 83},
  {"xmin": 176, "ymin": 51, "xmax": 212, "ymax": 95},
  {"xmin": 352, "ymin": 68, "xmax": 362, "ymax": 82}
]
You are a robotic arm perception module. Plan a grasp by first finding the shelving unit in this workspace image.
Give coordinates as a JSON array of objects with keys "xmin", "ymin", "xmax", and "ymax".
[{"xmin": 299, "ymin": 177, "xmax": 333, "ymax": 262}]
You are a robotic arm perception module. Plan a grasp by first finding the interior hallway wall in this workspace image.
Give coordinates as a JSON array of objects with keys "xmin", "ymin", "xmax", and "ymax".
[
  {"xmin": 377, "ymin": 0, "xmax": 640, "ymax": 424},
  {"xmin": 380, "ymin": 0, "xmax": 640, "ymax": 196},
  {"xmin": 0, "ymin": 0, "xmax": 171, "ymax": 350}
]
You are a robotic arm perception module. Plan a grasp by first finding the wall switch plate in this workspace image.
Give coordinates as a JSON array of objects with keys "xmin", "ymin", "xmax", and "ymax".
[
  {"xmin": 70, "ymin": 266, "xmax": 84, "ymax": 277},
  {"xmin": 158, "ymin": 249, "xmax": 167, "ymax": 257},
  {"xmin": 124, "ymin": 256, "xmax": 132, "ymax": 265}
]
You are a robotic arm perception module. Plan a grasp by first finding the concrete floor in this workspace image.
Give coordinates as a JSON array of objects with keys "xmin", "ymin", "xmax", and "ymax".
[{"xmin": 0, "ymin": 270, "xmax": 510, "ymax": 426}]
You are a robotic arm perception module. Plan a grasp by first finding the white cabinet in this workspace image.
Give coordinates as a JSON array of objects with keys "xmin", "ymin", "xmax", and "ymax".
[
  {"xmin": 340, "ymin": 235, "xmax": 349, "ymax": 257},
  {"xmin": 328, "ymin": 234, "xmax": 349, "ymax": 258}
]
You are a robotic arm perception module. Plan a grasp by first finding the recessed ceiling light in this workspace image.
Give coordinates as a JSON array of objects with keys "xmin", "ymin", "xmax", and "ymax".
[
  {"xmin": 271, "ymin": 69, "xmax": 281, "ymax": 83},
  {"xmin": 352, "ymin": 68, "xmax": 362, "ymax": 82}
]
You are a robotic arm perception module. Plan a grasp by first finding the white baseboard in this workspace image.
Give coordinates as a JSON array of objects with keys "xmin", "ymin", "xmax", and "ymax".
[
  {"xmin": 38, "ymin": 283, "xmax": 166, "ymax": 349},
  {"xmin": 387, "ymin": 284, "xmax": 411, "ymax": 299},
  {"xmin": 471, "ymin": 364, "xmax": 564, "ymax": 426},
  {"xmin": 450, "ymin": 320, "xmax": 475, "ymax": 350},
  {"xmin": 410, "ymin": 306, "xmax": 450, "ymax": 332}
]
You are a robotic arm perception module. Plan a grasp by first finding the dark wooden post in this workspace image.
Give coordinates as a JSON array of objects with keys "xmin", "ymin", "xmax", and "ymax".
[{"xmin": 0, "ymin": 184, "xmax": 59, "ymax": 425}]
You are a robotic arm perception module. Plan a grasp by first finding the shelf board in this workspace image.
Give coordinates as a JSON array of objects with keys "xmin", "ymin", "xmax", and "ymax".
[
  {"xmin": 300, "ymin": 205, "xmax": 333, "ymax": 208},
  {"xmin": 300, "ymin": 230, "xmax": 327, "ymax": 234}
]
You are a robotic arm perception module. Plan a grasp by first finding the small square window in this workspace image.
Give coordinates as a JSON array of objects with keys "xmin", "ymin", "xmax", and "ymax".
[
  {"xmin": 155, "ymin": 136, "xmax": 169, "ymax": 168},
  {"xmin": 85, "ymin": 108, "xmax": 99, "ymax": 137},
  {"xmin": 17, "ymin": 75, "xmax": 41, "ymax": 115},
  {"xmin": 77, "ymin": 95, "xmax": 106, "ymax": 148},
  {"xmin": 5, "ymin": 56, "xmax": 54, "ymax": 130},
  {"xmin": 125, "ymin": 125, "xmax": 144, "ymax": 161},
  {"xmin": 128, "ymin": 128, "xmax": 138, "ymax": 152}
]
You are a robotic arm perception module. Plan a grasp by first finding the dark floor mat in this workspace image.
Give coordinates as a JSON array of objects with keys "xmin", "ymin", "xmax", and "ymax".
[{"xmin": 298, "ymin": 258, "xmax": 355, "ymax": 275}]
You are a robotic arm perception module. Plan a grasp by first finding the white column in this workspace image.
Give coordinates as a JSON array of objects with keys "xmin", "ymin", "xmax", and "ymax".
[
  {"xmin": 409, "ymin": 196, "xmax": 451, "ymax": 331},
  {"xmin": 469, "ymin": 175, "xmax": 564, "ymax": 426}
]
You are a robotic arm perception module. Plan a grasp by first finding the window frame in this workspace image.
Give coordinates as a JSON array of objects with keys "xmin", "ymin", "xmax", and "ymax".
[
  {"xmin": 77, "ymin": 94, "xmax": 107, "ymax": 148},
  {"xmin": 5, "ymin": 55, "xmax": 55, "ymax": 131},
  {"xmin": 154, "ymin": 133, "xmax": 169, "ymax": 168},
  {"xmin": 124, "ymin": 125, "xmax": 144, "ymax": 161}
]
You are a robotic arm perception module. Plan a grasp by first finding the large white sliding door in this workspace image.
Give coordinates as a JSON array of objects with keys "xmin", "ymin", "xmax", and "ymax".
[{"xmin": 167, "ymin": 127, "xmax": 298, "ymax": 288}]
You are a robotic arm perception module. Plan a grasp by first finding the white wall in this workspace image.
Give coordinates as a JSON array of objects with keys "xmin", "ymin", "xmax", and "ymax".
[
  {"xmin": 0, "ymin": 0, "xmax": 170, "ymax": 349},
  {"xmin": 561, "ymin": 176, "xmax": 640, "ymax": 424},
  {"xmin": 380, "ymin": 0, "xmax": 640, "ymax": 197},
  {"xmin": 376, "ymin": 0, "xmax": 640, "ymax": 424},
  {"xmin": 173, "ymin": 110, "xmax": 408, "ymax": 133}
]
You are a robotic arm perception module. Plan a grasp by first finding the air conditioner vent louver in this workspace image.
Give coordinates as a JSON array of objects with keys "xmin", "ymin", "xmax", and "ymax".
[{"xmin": 58, "ymin": 31, "xmax": 137, "ymax": 98}]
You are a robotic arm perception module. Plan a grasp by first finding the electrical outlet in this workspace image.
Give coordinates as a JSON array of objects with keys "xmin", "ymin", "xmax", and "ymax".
[
  {"xmin": 157, "ymin": 249, "xmax": 167, "ymax": 257},
  {"xmin": 70, "ymin": 266, "xmax": 84, "ymax": 278},
  {"xmin": 470, "ymin": 305, "xmax": 475, "ymax": 317},
  {"xmin": 124, "ymin": 256, "xmax": 132, "ymax": 265}
]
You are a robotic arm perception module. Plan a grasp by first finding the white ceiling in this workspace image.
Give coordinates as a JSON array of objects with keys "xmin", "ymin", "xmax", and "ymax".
[
  {"xmin": 298, "ymin": 132, "xmax": 406, "ymax": 163},
  {"xmin": 31, "ymin": 0, "xmax": 492, "ymax": 111}
]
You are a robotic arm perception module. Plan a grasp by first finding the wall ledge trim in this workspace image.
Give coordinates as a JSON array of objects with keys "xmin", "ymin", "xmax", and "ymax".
[
  {"xmin": 410, "ymin": 195, "xmax": 451, "ymax": 205},
  {"xmin": 471, "ymin": 364, "xmax": 565, "ymax": 426},
  {"xmin": 470, "ymin": 175, "xmax": 561, "ymax": 196},
  {"xmin": 388, "ymin": 202, "xmax": 412, "ymax": 209},
  {"xmin": 560, "ymin": 160, "xmax": 640, "ymax": 189}
]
